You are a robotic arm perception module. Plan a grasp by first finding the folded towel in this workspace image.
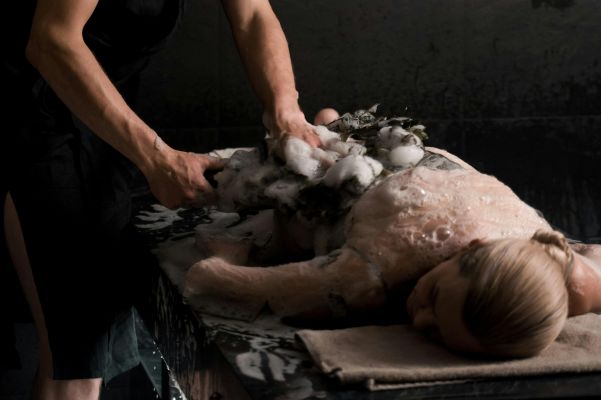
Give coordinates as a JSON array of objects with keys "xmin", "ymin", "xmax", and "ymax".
[{"xmin": 296, "ymin": 314, "xmax": 601, "ymax": 391}]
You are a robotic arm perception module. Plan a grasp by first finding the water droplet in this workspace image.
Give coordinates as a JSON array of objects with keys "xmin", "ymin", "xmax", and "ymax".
[{"xmin": 434, "ymin": 226, "xmax": 452, "ymax": 242}]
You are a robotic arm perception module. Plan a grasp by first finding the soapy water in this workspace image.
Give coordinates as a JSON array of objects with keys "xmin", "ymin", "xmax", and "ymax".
[
  {"xmin": 203, "ymin": 312, "xmax": 309, "ymax": 389},
  {"xmin": 153, "ymin": 231, "xmax": 311, "ymax": 389},
  {"xmin": 346, "ymin": 165, "xmax": 551, "ymax": 273},
  {"xmin": 136, "ymin": 204, "xmax": 184, "ymax": 230},
  {"xmin": 234, "ymin": 337, "xmax": 303, "ymax": 383},
  {"xmin": 232, "ymin": 332, "xmax": 326, "ymax": 400}
]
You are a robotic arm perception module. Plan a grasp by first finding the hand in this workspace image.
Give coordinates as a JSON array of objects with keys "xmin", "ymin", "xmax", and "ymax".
[
  {"xmin": 262, "ymin": 107, "xmax": 322, "ymax": 148},
  {"xmin": 142, "ymin": 148, "xmax": 225, "ymax": 209}
]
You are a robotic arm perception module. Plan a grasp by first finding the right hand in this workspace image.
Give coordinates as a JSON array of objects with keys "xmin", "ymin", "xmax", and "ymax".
[
  {"xmin": 262, "ymin": 101, "xmax": 322, "ymax": 150},
  {"xmin": 142, "ymin": 147, "xmax": 225, "ymax": 209}
]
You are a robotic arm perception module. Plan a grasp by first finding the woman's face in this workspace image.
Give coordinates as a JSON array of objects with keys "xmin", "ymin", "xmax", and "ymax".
[{"xmin": 406, "ymin": 252, "xmax": 482, "ymax": 354}]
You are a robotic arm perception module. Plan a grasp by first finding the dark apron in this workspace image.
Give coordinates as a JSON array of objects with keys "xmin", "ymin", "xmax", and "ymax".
[{"xmin": 0, "ymin": 0, "xmax": 185, "ymax": 383}]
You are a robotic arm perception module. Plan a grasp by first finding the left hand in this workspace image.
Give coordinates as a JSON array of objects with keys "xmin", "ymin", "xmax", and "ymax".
[{"xmin": 142, "ymin": 147, "xmax": 225, "ymax": 209}]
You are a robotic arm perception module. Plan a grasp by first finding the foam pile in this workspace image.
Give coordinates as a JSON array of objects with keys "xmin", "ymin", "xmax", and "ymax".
[{"xmin": 215, "ymin": 106, "xmax": 429, "ymax": 224}]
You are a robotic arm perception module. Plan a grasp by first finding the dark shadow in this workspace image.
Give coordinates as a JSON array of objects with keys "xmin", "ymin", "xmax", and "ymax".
[{"xmin": 532, "ymin": 0, "xmax": 576, "ymax": 10}]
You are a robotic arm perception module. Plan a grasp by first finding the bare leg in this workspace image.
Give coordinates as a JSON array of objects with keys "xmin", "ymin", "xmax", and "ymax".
[
  {"xmin": 4, "ymin": 193, "xmax": 101, "ymax": 400},
  {"xmin": 184, "ymin": 247, "xmax": 387, "ymax": 321}
]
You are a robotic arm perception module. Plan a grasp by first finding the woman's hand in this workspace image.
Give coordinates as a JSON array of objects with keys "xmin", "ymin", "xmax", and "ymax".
[{"xmin": 141, "ymin": 146, "xmax": 225, "ymax": 209}]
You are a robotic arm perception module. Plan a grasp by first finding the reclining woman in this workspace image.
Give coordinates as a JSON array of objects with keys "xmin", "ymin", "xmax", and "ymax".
[{"xmin": 184, "ymin": 108, "xmax": 601, "ymax": 359}]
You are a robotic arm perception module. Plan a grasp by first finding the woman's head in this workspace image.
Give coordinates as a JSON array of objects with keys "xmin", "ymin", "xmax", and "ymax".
[{"xmin": 407, "ymin": 230, "xmax": 573, "ymax": 358}]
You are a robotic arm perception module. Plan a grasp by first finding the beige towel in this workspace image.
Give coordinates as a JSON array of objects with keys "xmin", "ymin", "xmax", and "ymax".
[{"xmin": 296, "ymin": 314, "xmax": 601, "ymax": 391}]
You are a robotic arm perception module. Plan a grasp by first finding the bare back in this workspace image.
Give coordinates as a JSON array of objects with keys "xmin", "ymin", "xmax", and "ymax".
[{"xmin": 345, "ymin": 166, "xmax": 551, "ymax": 286}]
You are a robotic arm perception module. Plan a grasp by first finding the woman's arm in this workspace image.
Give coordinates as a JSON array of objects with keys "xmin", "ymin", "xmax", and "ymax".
[
  {"xmin": 27, "ymin": 0, "xmax": 223, "ymax": 208},
  {"xmin": 220, "ymin": 0, "xmax": 320, "ymax": 147},
  {"xmin": 184, "ymin": 247, "xmax": 387, "ymax": 320}
]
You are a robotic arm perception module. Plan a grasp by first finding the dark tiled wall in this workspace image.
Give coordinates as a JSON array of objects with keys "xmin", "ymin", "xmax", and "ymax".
[{"xmin": 135, "ymin": 0, "xmax": 601, "ymax": 239}]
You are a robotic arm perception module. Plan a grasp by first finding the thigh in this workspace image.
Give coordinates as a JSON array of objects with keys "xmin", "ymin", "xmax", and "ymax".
[
  {"xmin": 0, "ymin": 117, "xmax": 26, "ymax": 370},
  {"xmin": 0, "ymin": 190, "xmax": 22, "ymax": 370}
]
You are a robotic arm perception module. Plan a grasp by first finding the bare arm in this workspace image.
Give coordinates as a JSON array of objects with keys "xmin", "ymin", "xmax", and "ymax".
[
  {"xmin": 184, "ymin": 248, "xmax": 387, "ymax": 321},
  {"xmin": 26, "ymin": 0, "xmax": 223, "ymax": 208},
  {"xmin": 221, "ymin": 0, "xmax": 320, "ymax": 147}
]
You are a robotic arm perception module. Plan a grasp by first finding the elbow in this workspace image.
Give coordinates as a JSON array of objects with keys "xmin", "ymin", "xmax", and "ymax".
[
  {"xmin": 25, "ymin": 34, "xmax": 42, "ymax": 68},
  {"xmin": 25, "ymin": 27, "xmax": 78, "ymax": 70},
  {"xmin": 25, "ymin": 31, "xmax": 55, "ymax": 70},
  {"xmin": 25, "ymin": 35, "xmax": 38, "ymax": 67}
]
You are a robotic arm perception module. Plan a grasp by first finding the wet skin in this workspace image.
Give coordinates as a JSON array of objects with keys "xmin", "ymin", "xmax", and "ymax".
[{"xmin": 567, "ymin": 252, "xmax": 601, "ymax": 315}]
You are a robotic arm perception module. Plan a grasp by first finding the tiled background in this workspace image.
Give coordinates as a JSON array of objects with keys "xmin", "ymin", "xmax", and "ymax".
[{"xmin": 137, "ymin": 0, "xmax": 601, "ymax": 239}]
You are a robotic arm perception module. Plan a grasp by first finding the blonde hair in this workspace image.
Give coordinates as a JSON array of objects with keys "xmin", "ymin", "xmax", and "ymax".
[{"xmin": 459, "ymin": 230, "xmax": 573, "ymax": 358}]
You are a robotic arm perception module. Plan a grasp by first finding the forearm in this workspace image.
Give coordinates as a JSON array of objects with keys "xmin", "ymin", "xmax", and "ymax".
[
  {"xmin": 24, "ymin": 0, "xmax": 224, "ymax": 210},
  {"xmin": 26, "ymin": 33, "xmax": 161, "ymax": 173},
  {"xmin": 184, "ymin": 248, "xmax": 387, "ymax": 320},
  {"xmin": 223, "ymin": 0, "xmax": 300, "ymax": 117}
]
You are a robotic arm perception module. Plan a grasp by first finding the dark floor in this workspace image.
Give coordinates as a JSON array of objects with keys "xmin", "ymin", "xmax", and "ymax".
[{"xmin": 0, "ymin": 323, "xmax": 157, "ymax": 400}]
